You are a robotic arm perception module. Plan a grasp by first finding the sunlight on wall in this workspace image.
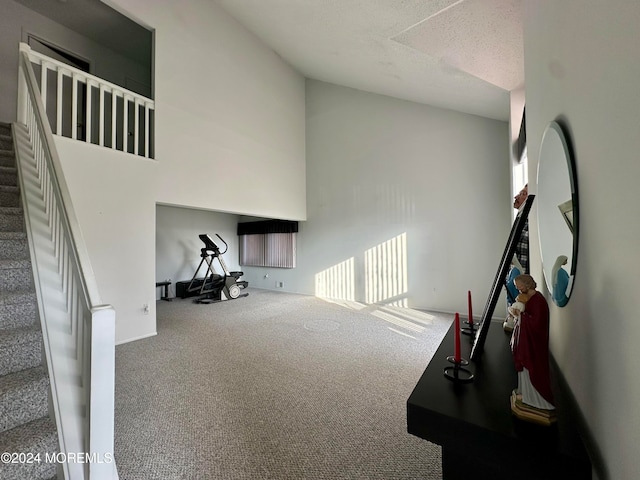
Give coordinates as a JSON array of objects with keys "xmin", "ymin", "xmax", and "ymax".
[
  {"xmin": 314, "ymin": 233, "xmax": 431, "ymax": 338},
  {"xmin": 365, "ymin": 233, "xmax": 408, "ymax": 305},
  {"xmin": 315, "ymin": 257, "xmax": 355, "ymax": 302}
]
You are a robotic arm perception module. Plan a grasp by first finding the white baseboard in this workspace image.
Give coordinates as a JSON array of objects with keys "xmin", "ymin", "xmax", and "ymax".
[{"xmin": 116, "ymin": 331, "xmax": 157, "ymax": 346}]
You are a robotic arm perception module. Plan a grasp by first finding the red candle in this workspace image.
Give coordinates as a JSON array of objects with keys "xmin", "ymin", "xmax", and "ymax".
[
  {"xmin": 454, "ymin": 312, "xmax": 461, "ymax": 363},
  {"xmin": 468, "ymin": 290, "xmax": 473, "ymax": 326}
]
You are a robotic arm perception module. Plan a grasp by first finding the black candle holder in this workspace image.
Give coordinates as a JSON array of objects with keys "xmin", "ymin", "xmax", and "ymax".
[
  {"xmin": 461, "ymin": 321, "xmax": 478, "ymax": 336},
  {"xmin": 443, "ymin": 356, "xmax": 474, "ymax": 383}
]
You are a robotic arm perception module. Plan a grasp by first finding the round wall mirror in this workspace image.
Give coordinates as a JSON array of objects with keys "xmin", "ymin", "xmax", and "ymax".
[{"xmin": 537, "ymin": 121, "xmax": 578, "ymax": 307}]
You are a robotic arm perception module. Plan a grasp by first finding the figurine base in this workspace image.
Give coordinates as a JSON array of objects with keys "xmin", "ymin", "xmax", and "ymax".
[{"xmin": 510, "ymin": 391, "xmax": 557, "ymax": 426}]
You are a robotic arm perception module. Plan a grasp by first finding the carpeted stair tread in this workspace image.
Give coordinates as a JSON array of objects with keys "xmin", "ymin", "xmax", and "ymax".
[
  {"xmin": 0, "ymin": 258, "xmax": 31, "ymax": 268},
  {"xmin": 0, "ymin": 151, "xmax": 15, "ymax": 168},
  {"xmin": 0, "ymin": 416, "xmax": 58, "ymax": 480},
  {"xmin": 0, "ymin": 257, "xmax": 33, "ymax": 292},
  {"xmin": 0, "ymin": 166, "xmax": 17, "ymax": 186},
  {"xmin": 0, "ymin": 234, "xmax": 29, "ymax": 260},
  {"xmin": 0, "ymin": 294, "xmax": 39, "ymax": 330},
  {"xmin": 0, "ymin": 285, "xmax": 38, "ymax": 330},
  {"xmin": 0, "ymin": 325, "xmax": 43, "ymax": 376},
  {"xmin": 0, "ymin": 231, "xmax": 26, "ymax": 240},
  {"xmin": 0, "ymin": 186, "xmax": 21, "ymax": 208},
  {"xmin": 0, "ymin": 207, "xmax": 25, "ymax": 233},
  {"xmin": 0, "ymin": 365, "xmax": 50, "ymax": 433},
  {"xmin": 0, "ymin": 288, "xmax": 37, "ymax": 306},
  {"xmin": 0, "ymin": 135, "xmax": 12, "ymax": 149},
  {"xmin": 0, "ymin": 206, "xmax": 23, "ymax": 214}
]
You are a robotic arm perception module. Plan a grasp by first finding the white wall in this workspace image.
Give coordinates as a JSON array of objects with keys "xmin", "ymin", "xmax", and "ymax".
[
  {"xmin": 0, "ymin": 0, "xmax": 150, "ymax": 122},
  {"xmin": 243, "ymin": 80, "xmax": 511, "ymax": 315},
  {"xmin": 55, "ymin": 137, "xmax": 157, "ymax": 344},
  {"xmin": 155, "ymin": 206, "xmax": 241, "ymax": 299},
  {"xmin": 109, "ymin": 0, "xmax": 307, "ymax": 221},
  {"xmin": 4, "ymin": 0, "xmax": 308, "ymax": 342},
  {"xmin": 523, "ymin": 2, "xmax": 640, "ymax": 479}
]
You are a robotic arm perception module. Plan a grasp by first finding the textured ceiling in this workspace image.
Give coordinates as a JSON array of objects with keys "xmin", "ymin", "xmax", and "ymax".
[
  {"xmin": 13, "ymin": 0, "xmax": 523, "ymax": 121},
  {"xmin": 213, "ymin": 0, "xmax": 524, "ymax": 121},
  {"xmin": 393, "ymin": 0, "xmax": 523, "ymax": 91}
]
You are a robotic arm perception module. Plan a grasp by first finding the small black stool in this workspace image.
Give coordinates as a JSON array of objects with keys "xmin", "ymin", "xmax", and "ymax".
[{"xmin": 156, "ymin": 281, "xmax": 172, "ymax": 301}]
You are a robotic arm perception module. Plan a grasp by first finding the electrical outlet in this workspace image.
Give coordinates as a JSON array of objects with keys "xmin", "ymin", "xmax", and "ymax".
[
  {"xmin": 143, "ymin": 303, "xmax": 150, "ymax": 314},
  {"xmin": 277, "ymin": 281, "xmax": 284, "ymax": 288}
]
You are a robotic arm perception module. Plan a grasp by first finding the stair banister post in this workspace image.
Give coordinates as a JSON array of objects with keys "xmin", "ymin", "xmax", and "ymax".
[
  {"xmin": 71, "ymin": 73, "xmax": 79, "ymax": 140},
  {"xmin": 144, "ymin": 102, "xmax": 151, "ymax": 158},
  {"xmin": 56, "ymin": 68, "xmax": 64, "ymax": 136},
  {"xmin": 87, "ymin": 305, "xmax": 116, "ymax": 479},
  {"xmin": 40, "ymin": 60, "xmax": 49, "ymax": 115},
  {"xmin": 111, "ymin": 89, "xmax": 118, "ymax": 150},
  {"xmin": 122, "ymin": 94, "xmax": 130, "ymax": 153},
  {"xmin": 86, "ymin": 78, "xmax": 93, "ymax": 144},
  {"xmin": 99, "ymin": 83, "xmax": 106, "ymax": 147},
  {"xmin": 17, "ymin": 43, "xmax": 31, "ymax": 124}
]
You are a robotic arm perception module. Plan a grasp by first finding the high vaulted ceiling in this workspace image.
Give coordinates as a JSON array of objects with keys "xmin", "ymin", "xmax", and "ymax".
[
  {"xmin": 213, "ymin": 0, "xmax": 523, "ymax": 121},
  {"xmin": 15, "ymin": 0, "xmax": 523, "ymax": 121}
]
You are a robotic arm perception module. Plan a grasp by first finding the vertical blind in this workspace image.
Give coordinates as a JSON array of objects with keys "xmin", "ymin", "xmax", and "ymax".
[
  {"xmin": 239, "ymin": 233, "xmax": 296, "ymax": 268},
  {"xmin": 238, "ymin": 220, "xmax": 298, "ymax": 269}
]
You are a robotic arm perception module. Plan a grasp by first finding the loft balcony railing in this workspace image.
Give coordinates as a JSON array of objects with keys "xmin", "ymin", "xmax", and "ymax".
[{"xmin": 20, "ymin": 43, "xmax": 154, "ymax": 159}]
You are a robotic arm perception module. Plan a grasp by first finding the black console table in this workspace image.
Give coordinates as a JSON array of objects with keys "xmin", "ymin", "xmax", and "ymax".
[{"xmin": 407, "ymin": 321, "xmax": 591, "ymax": 480}]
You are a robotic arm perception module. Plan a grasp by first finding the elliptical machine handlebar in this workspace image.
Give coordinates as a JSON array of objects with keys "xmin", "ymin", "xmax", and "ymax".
[{"xmin": 198, "ymin": 233, "xmax": 228, "ymax": 255}]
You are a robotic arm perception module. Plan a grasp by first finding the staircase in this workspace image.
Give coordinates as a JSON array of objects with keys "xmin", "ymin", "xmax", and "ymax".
[{"xmin": 0, "ymin": 122, "xmax": 59, "ymax": 480}]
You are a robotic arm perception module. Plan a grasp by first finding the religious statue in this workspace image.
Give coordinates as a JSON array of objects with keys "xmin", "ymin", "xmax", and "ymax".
[
  {"xmin": 503, "ymin": 254, "xmax": 525, "ymax": 332},
  {"xmin": 508, "ymin": 274, "xmax": 556, "ymax": 425},
  {"xmin": 551, "ymin": 255, "xmax": 570, "ymax": 307}
]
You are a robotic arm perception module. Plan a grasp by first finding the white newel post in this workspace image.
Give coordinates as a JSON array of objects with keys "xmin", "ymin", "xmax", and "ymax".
[{"xmin": 88, "ymin": 306, "xmax": 116, "ymax": 480}]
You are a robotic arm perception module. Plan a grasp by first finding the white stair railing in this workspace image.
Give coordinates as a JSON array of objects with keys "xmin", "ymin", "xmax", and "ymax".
[
  {"xmin": 16, "ymin": 45, "xmax": 118, "ymax": 479},
  {"xmin": 20, "ymin": 42, "xmax": 154, "ymax": 159}
]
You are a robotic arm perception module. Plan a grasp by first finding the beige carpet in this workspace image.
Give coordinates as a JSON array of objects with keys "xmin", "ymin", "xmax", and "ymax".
[{"xmin": 114, "ymin": 289, "xmax": 449, "ymax": 479}]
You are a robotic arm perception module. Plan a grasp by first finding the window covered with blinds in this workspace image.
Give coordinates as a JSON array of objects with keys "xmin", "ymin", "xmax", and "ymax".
[{"xmin": 238, "ymin": 220, "xmax": 298, "ymax": 269}]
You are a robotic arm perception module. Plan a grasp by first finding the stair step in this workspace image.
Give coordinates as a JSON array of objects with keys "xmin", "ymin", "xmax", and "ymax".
[
  {"xmin": 0, "ymin": 150, "xmax": 15, "ymax": 168},
  {"xmin": 0, "ymin": 366, "xmax": 50, "ymax": 433},
  {"xmin": 0, "ymin": 325, "xmax": 42, "ymax": 376},
  {"xmin": 0, "ymin": 258, "xmax": 33, "ymax": 292},
  {"xmin": 0, "ymin": 289, "xmax": 39, "ymax": 330},
  {"xmin": 0, "ymin": 231, "xmax": 27, "ymax": 240},
  {"xmin": 0, "ymin": 207, "xmax": 25, "ymax": 232},
  {"xmin": 0, "ymin": 137, "xmax": 12, "ymax": 151},
  {"xmin": 0, "ymin": 185, "xmax": 20, "ymax": 207},
  {"xmin": 0, "ymin": 165, "xmax": 17, "ymax": 184},
  {"xmin": 0, "ymin": 416, "xmax": 58, "ymax": 480},
  {"xmin": 0, "ymin": 233, "xmax": 29, "ymax": 260},
  {"xmin": 0, "ymin": 133, "xmax": 11, "ymax": 144}
]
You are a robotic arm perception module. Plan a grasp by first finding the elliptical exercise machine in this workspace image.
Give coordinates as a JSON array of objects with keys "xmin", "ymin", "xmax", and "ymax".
[{"xmin": 187, "ymin": 234, "xmax": 249, "ymax": 304}]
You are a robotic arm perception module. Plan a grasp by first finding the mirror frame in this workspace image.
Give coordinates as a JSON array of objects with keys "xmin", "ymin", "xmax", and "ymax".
[
  {"xmin": 537, "ymin": 120, "xmax": 579, "ymax": 306},
  {"xmin": 470, "ymin": 195, "xmax": 535, "ymax": 360}
]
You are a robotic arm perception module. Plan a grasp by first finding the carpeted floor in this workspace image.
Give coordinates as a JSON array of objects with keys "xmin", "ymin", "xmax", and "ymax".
[{"xmin": 114, "ymin": 289, "xmax": 450, "ymax": 479}]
